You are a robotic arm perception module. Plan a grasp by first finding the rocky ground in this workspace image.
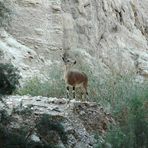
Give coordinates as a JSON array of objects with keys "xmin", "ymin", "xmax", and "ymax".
[{"xmin": 0, "ymin": 96, "xmax": 114, "ymax": 147}]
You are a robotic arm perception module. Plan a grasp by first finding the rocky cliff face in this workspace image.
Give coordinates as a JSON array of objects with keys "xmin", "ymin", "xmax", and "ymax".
[
  {"xmin": 0, "ymin": 1, "xmax": 147, "ymax": 147},
  {"xmin": 0, "ymin": 0, "xmax": 148, "ymax": 80}
]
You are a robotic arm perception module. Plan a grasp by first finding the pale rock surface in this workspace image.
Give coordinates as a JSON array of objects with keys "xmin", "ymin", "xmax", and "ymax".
[{"xmin": 0, "ymin": 0, "xmax": 148, "ymax": 81}]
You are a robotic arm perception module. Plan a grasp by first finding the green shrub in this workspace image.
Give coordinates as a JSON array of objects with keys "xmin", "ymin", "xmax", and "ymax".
[
  {"xmin": 78, "ymin": 61, "xmax": 148, "ymax": 148},
  {"xmin": 104, "ymin": 83, "xmax": 148, "ymax": 148},
  {"xmin": 0, "ymin": 63, "xmax": 21, "ymax": 95},
  {"xmin": 83, "ymin": 64, "xmax": 148, "ymax": 148}
]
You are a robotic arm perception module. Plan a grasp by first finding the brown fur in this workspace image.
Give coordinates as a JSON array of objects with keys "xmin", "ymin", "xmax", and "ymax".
[{"xmin": 66, "ymin": 71, "xmax": 88, "ymax": 86}]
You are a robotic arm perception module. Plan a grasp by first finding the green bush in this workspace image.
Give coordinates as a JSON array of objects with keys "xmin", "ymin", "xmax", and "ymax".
[
  {"xmin": 0, "ymin": 63, "xmax": 21, "ymax": 95},
  {"xmin": 85, "ymin": 65, "xmax": 148, "ymax": 148},
  {"xmin": 94, "ymin": 75, "xmax": 148, "ymax": 148},
  {"xmin": 105, "ymin": 96, "xmax": 148, "ymax": 148}
]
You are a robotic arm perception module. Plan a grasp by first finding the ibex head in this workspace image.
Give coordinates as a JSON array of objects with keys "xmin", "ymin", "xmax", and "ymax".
[{"xmin": 62, "ymin": 52, "xmax": 76, "ymax": 66}]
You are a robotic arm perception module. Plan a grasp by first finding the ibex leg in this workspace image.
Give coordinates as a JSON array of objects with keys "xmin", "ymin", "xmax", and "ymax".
[
  {"xmin": 72, "ymin": 86, "xmax": 75, "ymax": 99},
  {"xmin": 66, "ymin": 86, "xmax": 70, "ymax": 99}
]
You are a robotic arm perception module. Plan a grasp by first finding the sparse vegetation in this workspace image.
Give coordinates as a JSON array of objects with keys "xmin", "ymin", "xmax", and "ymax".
[
  {"xmin": 17, "ymin": 64, "xmax": 65, "ymax": 98},
  {"xmin": 91, "ymin": 72, "xmax": 148, "ymax": 148},
  {"xmin": 105, "ymin": 95, "xmax": 148, "ymax": 148}
]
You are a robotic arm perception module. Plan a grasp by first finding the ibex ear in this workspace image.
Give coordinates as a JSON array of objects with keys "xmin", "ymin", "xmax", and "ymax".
[
  {"xmin": 74, "ymin": 61, "xmax": 76, "ymax": 64},
  {"xmin": 62, "ymin": 57, "xmax": 64, "ymax": 61}
]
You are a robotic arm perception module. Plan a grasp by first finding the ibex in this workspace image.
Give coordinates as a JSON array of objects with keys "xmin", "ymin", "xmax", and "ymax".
[{"xmin": 62, "ymin": 53, "xmax": 88, "ymax": 100}]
